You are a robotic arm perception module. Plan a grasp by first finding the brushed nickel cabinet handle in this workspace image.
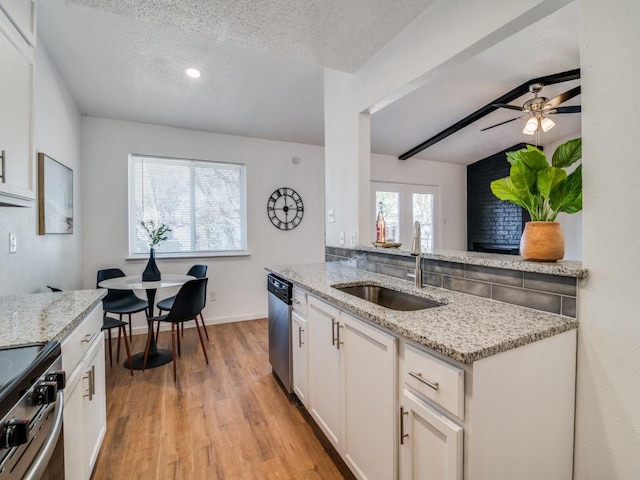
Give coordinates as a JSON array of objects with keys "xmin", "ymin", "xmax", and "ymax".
[
  {"xmin": 408, "ymin": 371, "xmax": 439, "ymax": 390},
  {"xmin": 298, "ymin": 326, "xmax": 304, "ymax": 348},
  {"xmin": 0, "ymin": 150, "xmax": 5, "ymax": 183},
  {"xmin": 400, "ymin": 406, "xmax": 409, "ymax": 445},
  {"xmin": 292, "ymin": 298, "xmax": 301, "ymax": 305},
  {"xmin": 331, "ymin": 318, "xmax": 337, "ymax": 346},
  {"xmin": 336, "ymin": 323, "xmax": 344, "ymax": 350}
]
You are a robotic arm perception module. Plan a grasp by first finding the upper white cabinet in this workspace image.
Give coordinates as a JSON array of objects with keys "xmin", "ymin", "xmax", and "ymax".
[
  {"xmin": 0, "ymin": 4, "xmax": 34, "ymax": 206},
  {"xmin": 0, "ymin": 0, "xmax": 35, "ymax": 46}
]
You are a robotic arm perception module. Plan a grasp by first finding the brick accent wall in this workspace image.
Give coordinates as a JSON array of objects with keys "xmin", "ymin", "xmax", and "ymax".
[{"xmin": 467, "ymin": 144, "xmax": 531, "ymax": 252}]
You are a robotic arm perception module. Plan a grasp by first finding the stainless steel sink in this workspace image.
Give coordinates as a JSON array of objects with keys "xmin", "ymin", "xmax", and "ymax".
[{"xmin": 333, "ymin": 284, "xmax": 443, "ymax": 311}]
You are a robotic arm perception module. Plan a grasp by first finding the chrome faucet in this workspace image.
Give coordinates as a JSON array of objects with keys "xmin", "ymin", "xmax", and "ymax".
[{"xmin": 409, "ymin": 221, "xmax": 422, "ymax": 288}]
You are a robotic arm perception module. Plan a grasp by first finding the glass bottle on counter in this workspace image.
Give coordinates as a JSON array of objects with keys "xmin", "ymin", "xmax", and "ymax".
[{"xmin": 376, "ymin": 202, "xmax": 386, "ymax": 243}]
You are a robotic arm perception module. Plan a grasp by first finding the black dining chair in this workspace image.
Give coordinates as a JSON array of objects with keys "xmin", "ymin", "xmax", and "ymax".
[
  {"xmin": 102, "ymin": 316, "xmax": 134, "ymax": 376},
  {"xmin": 156, "ymin": 264, "xmax": 209, "ymax": 340},
  {"xmin": 97, "ymin": 268, "xmax": 149, "ymax": 342},
  {"xmin": 144, "ymin": 278, "xmax": 209, "ymax": 381}
]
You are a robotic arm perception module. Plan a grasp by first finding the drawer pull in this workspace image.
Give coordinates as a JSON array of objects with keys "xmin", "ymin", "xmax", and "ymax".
[
  {"xmin": 408, "ymin": 371, "xmax": 439, "ymax": 391},
  {"xmin": 298, "ymin": 326, "xmax": 304, "ymax": 348},
  {"xmin": 81, "ymin": 332, "xmax": 96, "ymax": 344},
  {"xmin": 331, "ymin": 318, "xmax": 337, "ymax": 346},
  {"xmin": 336, "ymin": 323, "xmax": 344, "ymax": 350},
  {"xmin": 292, "ymin": 298, "xmax": 301, "ymax": 305}
]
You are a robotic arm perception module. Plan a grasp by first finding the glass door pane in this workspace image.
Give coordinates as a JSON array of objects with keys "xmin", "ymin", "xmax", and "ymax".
[
  {"xmin": 412, "ymin": 193, "xmax": 434, "ymax": 250},
  {"xmin": 375, "ymin": 191, "xmax": 400, "ymax": 242}
]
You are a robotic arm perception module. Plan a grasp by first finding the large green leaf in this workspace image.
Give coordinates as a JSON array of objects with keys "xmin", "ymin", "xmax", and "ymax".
[
  {"xmin": 552, "ymin": 138, "xmax": 582, "ymax": 168},
  {"xmin": 510, "ymin": 161, "xmax": 536, "ymax": 193},
  {"xmin": 510, "ymin": 146, "xmax": 549, "ymax": 172},
  {"xmin": 537, "ymin": 167, "xmax": 567, "ymax": 199},
  {"xmin": 550, "ymin": 165, "xmax": 582, "ymax": 215},
  {"xmin": 490, "ymin": 177, "xmax": 531, "ymax": 211}
]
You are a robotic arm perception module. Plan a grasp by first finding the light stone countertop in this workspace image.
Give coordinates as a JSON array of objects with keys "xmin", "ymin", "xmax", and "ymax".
[
  {"xmin": 0, "ymin": 290, "xmax": 106, "ymax": 348},
  {"xmin": 266, "ymin": 262, "xmax": 578, "ymax": 364},
  {"xmin": 330, "ymin": 245, "xmax": 588, "ymax": 278}
]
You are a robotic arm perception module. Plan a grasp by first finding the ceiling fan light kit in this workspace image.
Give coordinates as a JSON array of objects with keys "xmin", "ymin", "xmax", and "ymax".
[{"xmin": 523, "ymin": 117, "xmax": 539, "ymax": 135}]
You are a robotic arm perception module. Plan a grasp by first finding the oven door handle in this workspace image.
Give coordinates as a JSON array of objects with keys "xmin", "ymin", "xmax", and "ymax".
[{"xmin": 23, "ymin": 390, "xmax": 65, "ymax": 480}]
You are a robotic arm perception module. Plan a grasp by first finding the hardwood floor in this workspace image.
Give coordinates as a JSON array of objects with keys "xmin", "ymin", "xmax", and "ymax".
[{"xmin": 92, "ymin": 319, "xmax": 346, "ymax": 480}]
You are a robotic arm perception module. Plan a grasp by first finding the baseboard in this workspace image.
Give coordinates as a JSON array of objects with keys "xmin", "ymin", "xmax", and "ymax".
[{"xmin": 127, "ymin": 311, "xmax": 268, "ymax": 336}]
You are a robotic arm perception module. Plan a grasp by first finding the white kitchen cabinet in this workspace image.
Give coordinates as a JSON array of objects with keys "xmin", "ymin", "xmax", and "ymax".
[
  {"xmin": 400, "ymin": 389, "xmax": 463, "ymax": 480},
  {"xmin": 292, "ymin": 309, "xmax": 308, "ymax": 406},
  {"xmin": 308, "ymin": 297, "xmax": 343, "ymax": 451},
  {"xmin": 61, "ymin": 304, "xmax": 107, "ymax": 480},
  {"xmin": 0, "ymin": 0, "xmax": 35, "ymax": 45},
  {"xmin": 0, "ymin": 8, "xmax": 34, "ymax": 206},
  {"xmin": 308, "ymin": 296, "xmax": 397, "ymax": 480},
  {"xmin": 342, "ymin": 311, "xmax": 396, "ymax": 480}
]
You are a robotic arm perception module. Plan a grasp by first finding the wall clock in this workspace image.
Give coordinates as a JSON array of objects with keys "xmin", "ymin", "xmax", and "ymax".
[{"xmin": 267, "ymin": 187, "xmax": 304, "ymax": 230}]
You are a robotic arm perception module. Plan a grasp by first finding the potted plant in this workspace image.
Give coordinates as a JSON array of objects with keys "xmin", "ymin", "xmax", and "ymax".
[
  {"xmin": 490, "ymin": 138, "xmax": 582, "ymax": 261},
  {"xmin": 139, "ymin": 220, "xmax": 171, "ymax": 281}
]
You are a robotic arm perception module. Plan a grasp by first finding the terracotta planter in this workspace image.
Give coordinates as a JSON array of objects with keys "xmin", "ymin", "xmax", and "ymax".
[{"xmin": 520, "ymin": 221, "xmax": 565, "ymax": 262}]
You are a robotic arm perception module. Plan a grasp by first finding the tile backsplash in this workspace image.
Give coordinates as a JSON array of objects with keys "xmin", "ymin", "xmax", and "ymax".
[{"xmin": 326, "ymin": 246, "xmax": 578, "ymax": 317}]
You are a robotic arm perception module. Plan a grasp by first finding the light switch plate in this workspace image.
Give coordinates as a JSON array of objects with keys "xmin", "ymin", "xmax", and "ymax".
[
  {"xmin": 328, "ymin": 209, "xmax": 335, "ymax": 223},
  {"xmin": 339, "ymin": 232, "xmax": 345, "ymax": 245},
  {"xmin": 9, "ymin": 233, "xmax": 16, "ymax": 253}
]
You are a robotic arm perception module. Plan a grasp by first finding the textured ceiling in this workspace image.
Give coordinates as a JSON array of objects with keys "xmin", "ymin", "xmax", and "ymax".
[
  {"xmin": 38, "ymin": 0, "xmax": 580, "ymax": 162},
  {"xmin": 370, "ymin": 1, "xmax": 581, "ymax": 163}
]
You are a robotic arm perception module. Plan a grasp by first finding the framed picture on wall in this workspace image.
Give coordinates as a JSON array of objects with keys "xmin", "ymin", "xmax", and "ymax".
[{"xmin": 38, "ymin": 152, "xmax": 73, "ymax": 235}]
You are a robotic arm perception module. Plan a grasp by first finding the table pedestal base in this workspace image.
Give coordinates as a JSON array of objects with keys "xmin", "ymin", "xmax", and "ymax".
[{"xmin": 124, "ymin": 349, "xmax": 173, "ymax": 370}]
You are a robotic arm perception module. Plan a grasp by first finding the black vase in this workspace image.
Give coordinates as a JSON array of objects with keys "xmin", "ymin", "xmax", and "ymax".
[{"xmin": 142, "ymin": 247, "xmax": 161, "ymax": 282}]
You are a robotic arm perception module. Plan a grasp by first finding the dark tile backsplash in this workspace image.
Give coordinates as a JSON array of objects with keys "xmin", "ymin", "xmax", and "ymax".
[{"xmin": 325, "ymin": 246, "xmax": 578, "ymax": 317}]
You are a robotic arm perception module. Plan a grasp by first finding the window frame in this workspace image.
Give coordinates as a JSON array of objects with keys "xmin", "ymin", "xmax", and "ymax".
[
  {"xmin": 371, "ymin": 181, "xmax": 440, "ymax": 249},
  {"xmin": 128, "ymin": 154, "xmax": 248, "ymax": 259}
]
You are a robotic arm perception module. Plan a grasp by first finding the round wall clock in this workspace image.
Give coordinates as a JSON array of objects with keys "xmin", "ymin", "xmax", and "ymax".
[{"xmin": 267, "ymin": 187, "xmax": 304, "ymax": 230}]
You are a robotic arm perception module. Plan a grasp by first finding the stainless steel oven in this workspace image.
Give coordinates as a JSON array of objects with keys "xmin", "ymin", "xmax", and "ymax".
[{"xmin": 0, "ymin": 342, "xmax": 66, "ymax": 479}]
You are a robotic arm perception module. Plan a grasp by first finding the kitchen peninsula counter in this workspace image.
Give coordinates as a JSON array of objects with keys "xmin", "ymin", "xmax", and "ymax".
[
  {"xmin": 266, "ymin": 262, "xmax": 578, "ymax": 363},
  {"xmin": 0, "ymin": 290, "xmax": 106, "ymax": 348}
]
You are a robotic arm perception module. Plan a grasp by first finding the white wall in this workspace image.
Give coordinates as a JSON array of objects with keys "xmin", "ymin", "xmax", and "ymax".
[
  {"xmin": 81, "ymin": 117, "xmax": 325, "ymax": 332},
  {"xmin": 575, "ymin": 0, "xmax": 640, "ymax": 477},
  {"xmin": 371, "ymin": 153, "xmax": 467, "ymax": 250},
  {"xmin": 0, "ymin": 42, "xmax": 83, "ymax": 295},
  {"xmin": 543, "ymin": 134, "xmax": 582, "ymax": 261}
]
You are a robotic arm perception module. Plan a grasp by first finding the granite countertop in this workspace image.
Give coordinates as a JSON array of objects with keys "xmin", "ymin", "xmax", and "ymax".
[
  {"xmin": 266, "ymin": 263, "xmax": 578, "ymax": 364},
  {"xmin": 331, "ymin": 245, "xmax": 588, "ymax": 278},
  {"xmin": 0, "ymin": 289, "xmax": 106, "ymax": 348}
]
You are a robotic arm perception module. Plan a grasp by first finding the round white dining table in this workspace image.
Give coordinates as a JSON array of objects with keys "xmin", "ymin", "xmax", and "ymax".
[{"xmin": 98, "ymin": 274, "xmax": 195, "ymax": 370}]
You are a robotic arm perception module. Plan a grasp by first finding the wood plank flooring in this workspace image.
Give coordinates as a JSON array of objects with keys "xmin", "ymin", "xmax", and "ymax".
[{"xmin": 92, "ymin": 319, "xmax": 346, "ymax": 480}]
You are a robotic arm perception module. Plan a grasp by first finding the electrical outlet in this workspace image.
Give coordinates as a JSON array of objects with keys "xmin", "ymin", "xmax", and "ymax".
[
  {"xmin": 339, "ymin": 232, "xmax": 345, "ymax": 245},
  {"xmin": 328, "ymin": 209, "xmax": 335, "ymax": 223},
  {"xmin": 209, "ymin": 290, "xmax": 216, "ymax": 301},
  {"xmin": 9, "ymin": 233, "xmax": 16, "ymax": 253},
  {"xmin": 350, "ymin": 232, "xmax": 357, "ymax": 246}
]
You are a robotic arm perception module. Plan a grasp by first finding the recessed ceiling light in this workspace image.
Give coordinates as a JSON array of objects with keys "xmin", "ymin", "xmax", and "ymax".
[{"xmin": 186, "ymin": 68, "xmax": 201, "ymax": 78}]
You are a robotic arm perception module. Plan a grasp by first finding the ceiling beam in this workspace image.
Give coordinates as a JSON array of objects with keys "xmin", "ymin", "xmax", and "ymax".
[{"xmin": 398, "ymin": 68, "xmax": 580, "ymax": 160}]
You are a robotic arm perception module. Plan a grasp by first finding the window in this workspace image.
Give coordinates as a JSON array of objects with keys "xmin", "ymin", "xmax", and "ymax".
[
  {"xmin": 372, "ymin": 182, "xmax": 438, "ymax": 249},
  {"xmin": 129, "ymin": 155, "xmax": 247, "ymax": 256}
]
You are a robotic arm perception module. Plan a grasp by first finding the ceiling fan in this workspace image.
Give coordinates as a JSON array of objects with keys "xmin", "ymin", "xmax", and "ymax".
[{"xmin": 481, "ymin": 83, "xmax": 581, "ymax": 135}]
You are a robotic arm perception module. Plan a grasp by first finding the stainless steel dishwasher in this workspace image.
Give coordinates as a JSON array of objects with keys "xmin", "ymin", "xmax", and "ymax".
[{"xmin": 267, "ymin": 274, "xmax": 293, "ymax": 393}]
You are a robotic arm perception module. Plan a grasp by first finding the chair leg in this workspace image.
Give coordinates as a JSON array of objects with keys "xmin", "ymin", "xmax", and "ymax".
[
  {"xmin": 194, "ymin": 316, "xmax": 209, "ymax": 365},
  {"xmin": 121, "ymin": 325, "xmax": 133, "ymax": 377},
  {"xmin": 128, "ymin": 314, "xmax": 133, "ymax": 342},
  {"xmin": 199, "ymin": 313, "xmax": 210, "ymax": 340},
  {"xmin": 171, "ymin": 323, "xmax": 177, "ymax": 382},
  {"xmin": 107, "ymin": 328, "xmax": 113, "ymax": 367},
  {"xmin": 116, "ymin": 327, "xmax": 122, "ymax": 362},
  {"xmin": 177, "ymin": 326, "xmax": 181, "ymax": 357},
  {"xmin": 142, "ymin": 326, "xmax": 153, "ymax": 372}
]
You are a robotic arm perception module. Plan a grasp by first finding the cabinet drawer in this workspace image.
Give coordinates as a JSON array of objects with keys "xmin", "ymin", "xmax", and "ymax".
[
  {"xmin": 292, "ymin": 288, "xmax": 307, "ymax": 316},
  {"xmin": 404, "ymin": 343, "xmax": 464, "ymax": 420},
  {"xmin": 61, "ymin": 304, "xmax": 103, "ymax": 375}
]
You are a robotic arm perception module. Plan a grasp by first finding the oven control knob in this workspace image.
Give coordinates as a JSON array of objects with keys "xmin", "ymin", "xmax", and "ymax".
[
  {"xmin": 33, "ymin": 381, "xmax": 58, "ymax": 406},
  {"xmin": 0, "ymin": 418, "xmax": 29, "ymax": 449},
  {"xmin": 45, "ymin": 371, "xmax": 66, "ymax": 390}
]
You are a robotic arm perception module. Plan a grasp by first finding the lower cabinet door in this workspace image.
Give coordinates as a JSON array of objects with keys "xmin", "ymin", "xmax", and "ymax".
[
  {"xmin": 400, "ymin": 389, "xmax": 463, "ymax": 480},
  {"xmin": 292, "ymin": 310, "xmax": 309, "ymax": 406},
  {"xmin": 85, "ymin": 335, "xmax": 107, "ymax": 472},
  {"xmin": 342, "ymin": 313, "xmax": 396, "ymax": 480},
  {"xmin": 63, "ymin": 366, "xmax": 88, "ymax": 480},
  {"xmin": 308, "ymin": 297, "xmax": 343, "ymax": 451}
]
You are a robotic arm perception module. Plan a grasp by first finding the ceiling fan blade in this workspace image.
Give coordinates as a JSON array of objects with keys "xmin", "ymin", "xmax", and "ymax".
[
  {"xmin": 492, "ymin": 103, "xmax": 524, "ymax": 111},
  {"xmin": 548, "ymin": 105, "xmax": 582, "ymax": 114},
  {"xmin": 481, "ymin": 115, "xmax": 527, "ymax": 132},
  {"xmin": 546, "ymin": 85, "xmax": 581, "ymax": 108}
]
